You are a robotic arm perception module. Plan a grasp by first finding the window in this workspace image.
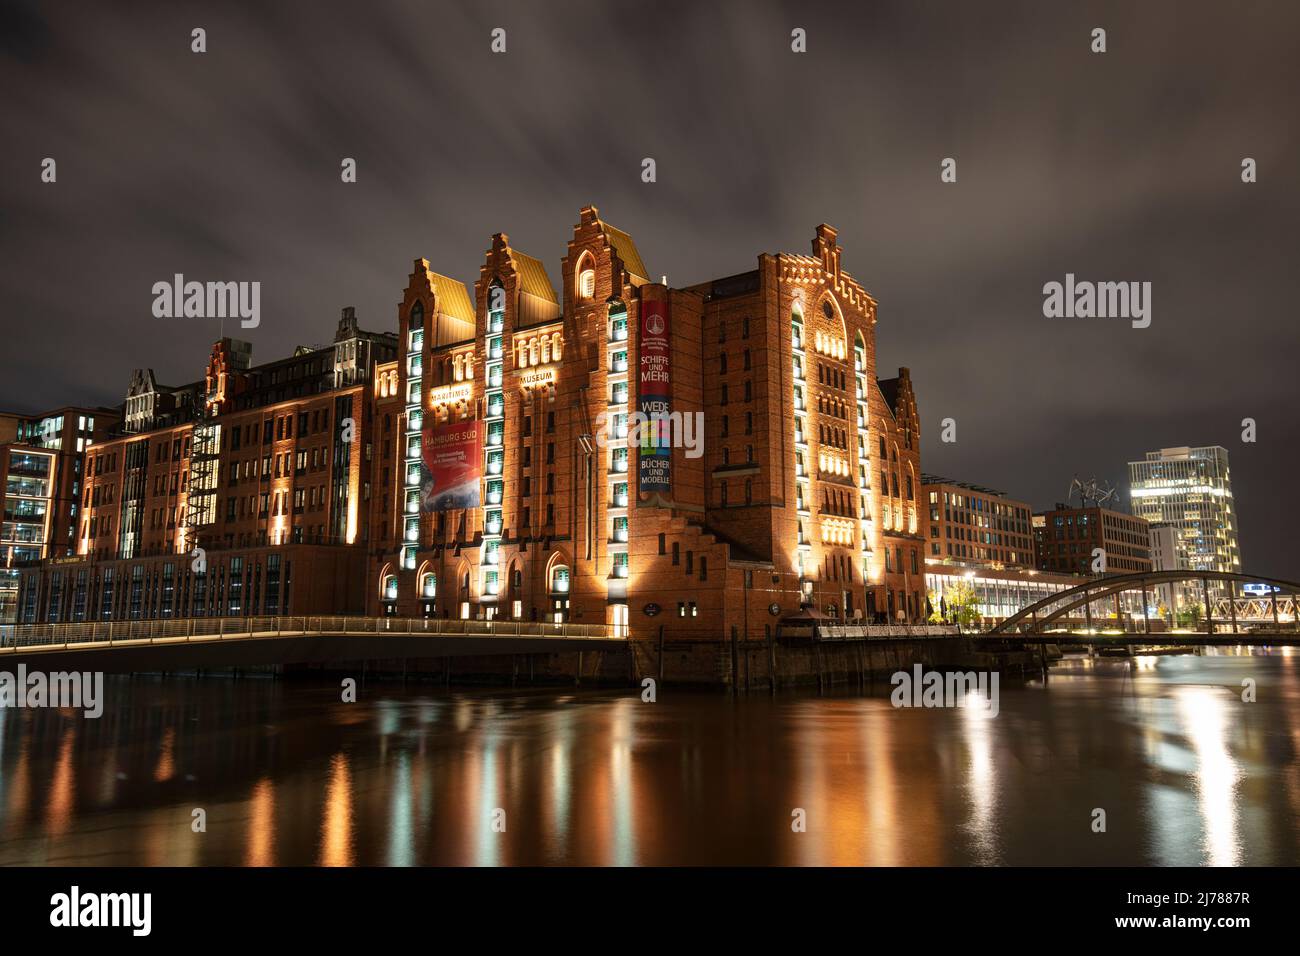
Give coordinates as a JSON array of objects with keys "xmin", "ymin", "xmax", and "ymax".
[{"xmin": 579, "ymin": 266, "xmax": 596, "ymax": 299}]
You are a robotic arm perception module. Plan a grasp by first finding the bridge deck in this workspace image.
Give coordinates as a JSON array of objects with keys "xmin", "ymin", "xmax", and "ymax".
[
  {"xmin": 0, "ymin": 616, "xmax": 626, "ymax": 672},
  {"xmin": 979, "ymin": 630, "xmax": 1300, "ymax": 647}
]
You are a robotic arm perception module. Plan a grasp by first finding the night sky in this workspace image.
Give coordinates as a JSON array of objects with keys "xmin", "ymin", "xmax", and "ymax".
[{"xmin": 2, "ymin": 1, "xmax": 1296, "ymax": 577}]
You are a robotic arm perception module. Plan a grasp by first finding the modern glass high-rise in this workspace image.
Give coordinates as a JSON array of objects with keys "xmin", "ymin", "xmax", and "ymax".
[{"xmin": 1128, "ymin": 446, "xmax": 1241, "ymax": 589}]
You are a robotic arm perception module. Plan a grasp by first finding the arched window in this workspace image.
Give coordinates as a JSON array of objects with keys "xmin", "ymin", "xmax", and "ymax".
[
  {"xmin": 421, "ymin": 573, "xmax": 436, "ymax": 598},
  {"xmin": 551, "ymin": 332, "xmax": 562, "ymax": 360},
  {"xmin": 550, "ymin": 565, "xmax": 570, "ymax": 594},
  {"xmin": 577, "ymin": 253, "xmax": 596, "ymax": 300},
  {"xmin": 409, "ymin": 301, "xmax": 424, "ymax": 329},
  {"xmin": 383, "ymin": 575, "xmax": 398, "ymax": 601}
]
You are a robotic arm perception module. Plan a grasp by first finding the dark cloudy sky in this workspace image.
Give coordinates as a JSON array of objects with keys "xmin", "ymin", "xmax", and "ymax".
[{"xmin": 2, "ymin": 1, "xmax": 1296, "ymax": 577}]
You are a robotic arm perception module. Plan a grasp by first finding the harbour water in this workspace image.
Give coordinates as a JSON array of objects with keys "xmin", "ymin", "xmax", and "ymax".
[{"xmin": 1, "ymin": 650, "xmax": 1297, "ymax": 865}]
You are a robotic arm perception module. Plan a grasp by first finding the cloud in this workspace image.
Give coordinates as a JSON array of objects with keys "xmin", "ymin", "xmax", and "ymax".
[{"xmin": 1, "ymin": 0, "xmax": 1295, "ymax": 575}]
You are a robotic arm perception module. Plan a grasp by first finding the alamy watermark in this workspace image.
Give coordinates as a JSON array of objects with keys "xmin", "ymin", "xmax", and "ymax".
[
  {"xmin": 50, "ymin": 886, "xmax": 151, "ymax": 936},
  {"xmin": 592, "ymin": 410, "xmax": 704, "ymax": 458},
  {"xmin": 1042, "ymin": 273, "xmax": 1151, "ymax": 329},
  {"xmin": 890, "ymin": 664, "xmax": 1000, "ymax": 717},
  {"xmin": 0, "ymin": 665, "xmax": 104, "ymax": 718},
  {"xmin": 151, "ymin": 274, "xmax": 260, "ymax": 328}
]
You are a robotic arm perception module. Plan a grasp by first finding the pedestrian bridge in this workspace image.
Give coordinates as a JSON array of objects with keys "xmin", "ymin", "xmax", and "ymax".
[
  {"xmin": 0, "ymin": 615, "xmax": 626, "ymax": 673},
  {"xmin": 989, "ymin": 570, "xmax": 1300, "ymax": 638}
]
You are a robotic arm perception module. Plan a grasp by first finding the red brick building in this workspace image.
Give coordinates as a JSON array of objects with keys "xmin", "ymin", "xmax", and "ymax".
[
  {"xmin": 370, "ymin": 209, "xmax": 926, "ymax": 635},
  {"xmin": 15, "ymin": 310, "xmax": 395, "ymax": 623},
  {"xmin": 16, "ymin": 209, "xmax": 928, "ymax": 638},
  {"xmin": 922, "ymin": 475, "xmax": 1035, "ymax": 569},
  {"xmin": 1033, "ymin": 504, "xmax": 1153, "ymax": 575}
]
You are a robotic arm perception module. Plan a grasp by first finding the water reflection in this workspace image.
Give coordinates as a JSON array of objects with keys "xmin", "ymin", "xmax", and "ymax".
[
  {"xmin": 0, "ymin": 654, "xmax": 1296, "ymax": 866},
  {"xmin": 319, "ymin": 752, "xmax": 353, "ymax": 867},
  {"xmin": 1175, "ymin": 686, "xmax": 1241, "ymax": 866},
  {"xmin": 45, "ymin": 728, "xmax": 76, "ymax": 837},
  {"xmin": 960, "ymin": 693, "xmax": 1000, "ymax": 865}
]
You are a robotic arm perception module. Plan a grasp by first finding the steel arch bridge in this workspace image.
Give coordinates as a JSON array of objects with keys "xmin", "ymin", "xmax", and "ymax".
[{"xmin": 989, "ymin": 570, "xmax": 1300, "ymax": 636}]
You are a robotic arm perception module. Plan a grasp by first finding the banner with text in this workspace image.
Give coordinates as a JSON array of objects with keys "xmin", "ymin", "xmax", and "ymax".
[
  {"xmin": 638, "ymin": 291, "xmax": 671, "ymax": 495},
  {"xmin": 420, "ymin": 420, "xmax": 483, "ymax": 512}
]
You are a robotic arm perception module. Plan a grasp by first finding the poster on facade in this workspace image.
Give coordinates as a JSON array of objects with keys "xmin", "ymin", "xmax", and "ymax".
[
  {"xmin": 637, "ymin": 291, "xmax": 671, "ymax": 496},
  {"xmin": 420, "ymin": 420, "xmax": 483, "ymax": 511}
]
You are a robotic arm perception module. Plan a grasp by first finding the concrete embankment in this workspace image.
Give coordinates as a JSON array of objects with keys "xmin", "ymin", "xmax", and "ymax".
[{"xmin": 283, "ymin": 636, "xmax": 1051, "ymax": 690}]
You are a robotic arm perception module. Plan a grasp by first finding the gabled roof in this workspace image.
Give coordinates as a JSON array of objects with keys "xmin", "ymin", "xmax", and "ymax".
[
  {"xmin": 876, "ymin": 377, "xmax": 901, "ymax": 420},
  {"xmin": 599, "ymin": 220, "xmax": 648, "ymax": 281},
  {"xmin": 511, "ymin": 250, "xmax": 558, "ymax": 304},
  {"xmin": 427, "ymin": 271, "xmax": 476, "ymax": 324}
]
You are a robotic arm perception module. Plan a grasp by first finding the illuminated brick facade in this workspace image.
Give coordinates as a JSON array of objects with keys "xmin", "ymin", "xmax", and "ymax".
[
  {"xmin": 922, "ymin": 475, "xmax": 1035, "ymax": 569},
  {"xmin": 1033, "ymin": 504, "xmax": 1153, "ymax": 575},
  {"xmin": 370, "ymin": 210, "xmax": 927, "ymax": 634},
  {"xmin": 15, "ymin": 210, "xmax": 930, "ymax": 637},
  {"xmin": 16, "ymin": 311, "xmax": 395, "ymax": 623}
]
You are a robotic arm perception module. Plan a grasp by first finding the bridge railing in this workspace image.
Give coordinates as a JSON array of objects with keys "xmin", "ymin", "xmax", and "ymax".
[
  {"xmin": 0, "ymin": 615, "xmax": 621, "ymax": 653},
  {"xmin": 815, "ymin": 623, "xmax": 961, "ymax": 640}
]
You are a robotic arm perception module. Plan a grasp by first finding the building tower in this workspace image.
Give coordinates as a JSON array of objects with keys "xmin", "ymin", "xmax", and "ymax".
[{"xmin": 1128, "ymin": 445, "xmax": 1241, "ymax": 603}]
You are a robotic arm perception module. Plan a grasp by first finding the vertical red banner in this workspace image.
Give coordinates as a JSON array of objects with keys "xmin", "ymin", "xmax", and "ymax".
[{"xmin": 637, "ymin": 290, "xmax": 671, "ymax": 496}]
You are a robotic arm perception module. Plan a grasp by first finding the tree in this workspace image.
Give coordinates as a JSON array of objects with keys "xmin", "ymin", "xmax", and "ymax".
[{"xmin": 932, "ymin": 581, "xmax": 982, "ymax": 628}]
